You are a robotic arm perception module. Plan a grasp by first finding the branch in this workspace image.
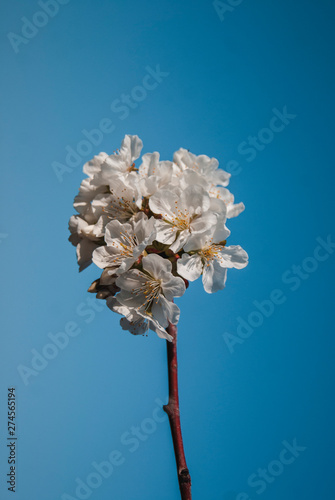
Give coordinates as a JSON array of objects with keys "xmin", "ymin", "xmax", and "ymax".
[{"xmin": 163, "ymin": 323, "xmax": 192, "ymax": 500}]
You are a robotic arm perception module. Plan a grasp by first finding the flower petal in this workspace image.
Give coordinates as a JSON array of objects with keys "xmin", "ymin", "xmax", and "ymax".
[
  {"xmin": 76, "ymin": 239, "xmax": 99, "ymax": 272},
  {"xmin": 177, "ymin": 253, "xmax": 203, "ymax": 281},
  {"xmin": 190, "ymin": 212, "xmax": 217, "ymax": 234},
  {"xmin": 227, "ymin": 202, "xmax": 245, "ymax": 219},
  {"xmin": 169, "ymin": 229, "xmax": 190, "ymax": 253},
  {"xmin": 152, "ymin": 296, "xmax": 180, "ymax": 326},
  {"xmin": 153, "ymin": 219, "xmax": 178, "ymax": 245},
  {"xmin": 142, "ymin": 253, "xmax": 172, "ymax": 278},
  {"xmin": 160, "ymin": 272, "xmax": 186, "ymax": 300},
  {"xmin": 217, "ymin": 245, "xmax": 249, "ymax": 269},
  {"xmin": 149, "ymin": 189, "xmax": 179, "ymax": 217},
  {"xmin": 202, "ymin": 260, "xmax": 227, "ymax": 293},
  {"xmin": 120, "ymin": 134, "xmax": 143, "ymax": 163},
  {"xmin": 83, "ymin": 152, "xmax": 108, "ymax": 177},
  {"xmin": 92, "ymin": 245, "xmax": 121, "ymax": 270},
  {"xmin": 104, "ymin": 219, "xmax": 130, "ymax": 244},
  {"xmin": 133, "ymin": 213, "xmax": 156, "ymax": 247},
  {"xmin": 116, "ymin": 269, "xmax": 147, "ymax": 292},
  {"xmin": 180, "ymin": 185, "xmax": 210, "ymax": 215}
]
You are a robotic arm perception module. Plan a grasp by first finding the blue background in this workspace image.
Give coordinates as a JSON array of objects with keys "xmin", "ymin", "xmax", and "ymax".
[{"xmin": 1, "ymin": 1, "xmax": 335, "ymax": 499}]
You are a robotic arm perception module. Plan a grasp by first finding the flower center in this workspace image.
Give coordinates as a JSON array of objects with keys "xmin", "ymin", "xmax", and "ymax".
[
  {"xmin": 107, "ymin": 230, "xmax": 139, "ymax": 266},
  {"xmin": 200, "ymin": 244, "xmax": 222, "ymax": 263},
  {"xmin": 103, "ymin": 189, "xmax": 138, "ymax": 222},
  {"xmin": 127, "ymin": 162, "xmax": 137, "ymax": 172},
  {"xmin": 164, "ymin": 202, "xmax": 192, "ymax": 230},
  {"xmin": 133, "ymin": 277, "xmax": 162, "ymax": 310},
  {"xmin": 119, "ymin": 229, "xmax": 138, "ymax": 253}
]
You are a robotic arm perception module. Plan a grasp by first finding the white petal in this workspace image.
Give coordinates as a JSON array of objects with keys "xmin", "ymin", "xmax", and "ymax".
[
  {"xmin": 74, "ymin": 179, "xmax": 107, "ymax": 217},
  {"xmin": 169, "ymin": 229, "xmax": 190, "ymax": 253},
  {"xmin": 76, "ymin": 239, "xmax": 99, "ymax": 272},
  {"xmin": 99, "ymin": 155, "xmax": 125, "ymax": 175},
  {"xmin": 156, "ymin": 161, "xmax": 174, "ymax": 183},
  {"xmin": 177, "ymin": 253, "xmax": 203, "ymax": 281},
  {"xmin": 120, "ymin": 317, "xmax": 148, "ymax": 336},
  {"xmin": 152, "ymin": 296, "xmax": 180, "ymax": 326},
  {"xmin": 116, "ymin": 289, "xmax": 146, "ymax": 309},
  {"xmin": 152, "ymin": 324, "xmax": 173, "ymax": 342},
  {"xmin": 151, "ymin": 300, "xmax": 169, "ymax": 328},
  {"xmin": 104, "ymin": 219, "xmax": 130, "ymax": 243},
  {"xmin": 106, "ymin": 296, "xmax": 135, "ymax": 318},
  {"xmin": 212, "ymin": 168, "xmax": 231, "ymax": 187},
  {"xmin": 69, "ymin": 214, "xmax": 88, "ymax": 233},
  {"xmin": 90, "ymin": 193, "xmax": 113, "ymax": 218},
  {"xmin": 142, "ymin": 253, "xmax": 172, "ymax": 278},
  {"xmin": 140, "ymin": 152, "xmax": 160, "ymax": 176},
  {"xmin": 94, "ymin": 215, "xmax": 109, "ymax": 238},
  {"xmin": 120, "ymin": 134, "xmax": 143, "ymax": 163},
  {"xmin": 117, "ymin": 256, "xmax": 137, "ymax": 274},
  {"xmin": 183, "ymin": 232, "xmax": 208, "ymax": 252},
  {"xmin": 209, "ymin": 186, "xmax": 234, "ymax": 204},
  {"xmin": 68, "ymin": 215, "xmax": 87, "ymax": 245},
  {"xmin": 227, "ymin": 202, "xmax": 245, "ymax": 218},
  {"xmin": 133, "ymin": 213, "xmax": 156, "ymax": 247},
  {"xmin": 160, "ymin": 272, "xmax": 186, "ymax": 300},
  {"xmin": 154, "ymin": 219, "xmax": 178, "ymax": 245},
  {"xmin": 179, "ymin": 169, "xmax": 209, "ymax": 190},
  {"xmin": 217, "ymin": 245, "xmax": 249, "ymax": 269},
  {"xmin": 212, "ymin": 218, "xmax": 231, "ymax": 243},
  {"xmin": 180, "ymin": 185, "xmax": 209, "ymax": 215},
  {"xmin": 92, "ymin": 245, "xmax": 121, "ymax": 269},
  {"xmin": 184, "ymin": 217, "xmax": 230, "ymax": 252},
  {"xmin": 139, "ymin": 176, "xmax": 159, "ymax": 198},
  {"xmin": 149, "ymin": 189, "xmax": 178, "ymax": 217},
  {"xmin": 173, "ymin": 148, "xmax": 193, "ymax": 169},
  {"xmin": 81, "ymin": 216, "xmax": 106, "ymax": 239},
  {"xmin": 202, "ymin": 260, "xmax": 227, "ymax": 293},
  {"xmin": 116, "ymin": 269, "xmax": 147, "ymax": 292},
  {"xmin": 190, "ymin": 212, "xmax": 217, "ymax": 234},
  {"xmin": 83, "ymin": 152, "xmax": 108, "ymax": 177},
  {"xmin": 208, "ymin": 197, "xmax": 227, "ymax": 217},
  {"xmin": 136, "ymin": 309, "xmax": 173, "ymax": 341}
]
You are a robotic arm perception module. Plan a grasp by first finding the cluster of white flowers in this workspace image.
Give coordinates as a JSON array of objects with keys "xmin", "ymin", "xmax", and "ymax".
[{"xmin": 69, "ymin": 135, "xmax": 248, "ymax": 341}]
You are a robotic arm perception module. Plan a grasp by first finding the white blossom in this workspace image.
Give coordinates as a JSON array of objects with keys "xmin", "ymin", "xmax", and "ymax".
[
  {"xmin": 173, "ymin": 148, "xmax": 231, "ymax": 187},
  {"xmin": 69, "ymin": 136, "xmax": 142, "ymax": 271},
  {"xmin": 92, "ymin": 135, "xmax": 143, "ymax": 186},
  {"xmin": 138, "ymin": 152, "xmax": 177, "ymax": 198},
  {"xmin": 115, "ymin": 254, "xmax": 185, "ymax": 329},
  {"xmin": 106, "ymin": 296, "xmax": 173, "ymax": 341},
  {"xmin": 177, "ymin": 224, "xmax": 248, "ymax": 293},
  {"xmin": 149, "ymin": 185, "xmax": 219, "ymax": 253},
  {"xmin": 69, "ymin": 135, "xmax": 248, "ymax": 339},
  {"xmin": 92, "ymin": 213, "xmax": 156, "ymax": 275}
]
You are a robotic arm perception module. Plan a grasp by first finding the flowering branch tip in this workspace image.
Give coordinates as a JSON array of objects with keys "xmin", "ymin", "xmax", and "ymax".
[{"xmin": 69, "ymin": 134, "xmax": 248, "ymax": 499}]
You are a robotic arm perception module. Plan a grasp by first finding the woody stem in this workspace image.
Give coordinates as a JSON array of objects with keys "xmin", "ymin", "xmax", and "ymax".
[{"xmin": 163, "ymin": 323, "xmax": 192, "ymax": 500}]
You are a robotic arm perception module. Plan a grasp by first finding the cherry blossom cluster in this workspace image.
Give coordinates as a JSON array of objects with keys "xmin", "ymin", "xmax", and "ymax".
[{"xmin": 69, "ymin": 135, "xmax": 248, "ymax": 340}]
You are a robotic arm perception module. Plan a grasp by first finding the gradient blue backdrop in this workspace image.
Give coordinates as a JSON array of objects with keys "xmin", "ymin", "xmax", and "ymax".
[{"xmin": 1, "ymin": 1, "xmax": 335, "ymax": 499}]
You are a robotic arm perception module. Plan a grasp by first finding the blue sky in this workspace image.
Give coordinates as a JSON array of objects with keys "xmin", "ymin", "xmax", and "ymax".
[{"xmin": 0, "ymin": 1, "xmax": 335, "ymax": 499}]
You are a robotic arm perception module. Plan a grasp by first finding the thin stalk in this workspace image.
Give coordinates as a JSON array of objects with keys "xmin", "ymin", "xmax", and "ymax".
[{"xmin": 163, "ymin": 323, "xmax": 192, "ymax": 500}]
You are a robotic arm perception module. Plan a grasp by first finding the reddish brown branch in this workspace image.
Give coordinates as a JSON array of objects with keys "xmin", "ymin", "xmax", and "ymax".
[{"xmin": 163, "ymin": 323, "xmax": 192, "ymax": 500}]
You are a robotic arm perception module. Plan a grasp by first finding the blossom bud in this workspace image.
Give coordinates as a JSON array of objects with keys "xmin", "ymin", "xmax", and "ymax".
[
  {"xmin": 183, "ymin": 278, "xmax": 189, "ymax": 289},
  {"xmin": 88, "ymin": 277, "xmax": 119, "ymax": 300},
  {"xmin": 136, "ymin": 255, "xmax": 143, "ymax": 265},
  {"xmin": 145, "ymin": 246, "xmax": 161, "ymax": 254}
]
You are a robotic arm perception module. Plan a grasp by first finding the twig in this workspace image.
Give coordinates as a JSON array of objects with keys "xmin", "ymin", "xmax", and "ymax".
[{"xmin": 163, "ymin": 323, "xmax": 192, "ymax": 500}]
